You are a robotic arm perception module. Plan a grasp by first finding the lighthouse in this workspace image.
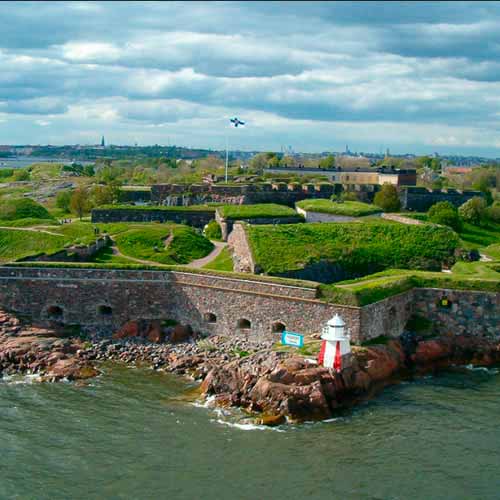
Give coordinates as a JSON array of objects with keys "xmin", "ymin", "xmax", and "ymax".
[{"xmin": 318, "ymin": 314, "xmax": 351, "ymax": 372}]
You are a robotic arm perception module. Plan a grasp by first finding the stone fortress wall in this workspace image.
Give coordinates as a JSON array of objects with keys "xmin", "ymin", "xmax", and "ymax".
[
  {"xmin": 91, "ymin": 207, "xmax": 215, "ymax": 229},
  {"xmin": 0, "ymin": 267, "xmax": 496, "ymax": 344}
]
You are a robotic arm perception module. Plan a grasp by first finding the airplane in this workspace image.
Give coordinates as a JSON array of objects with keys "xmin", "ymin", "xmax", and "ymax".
[{"xmin": 230, "ymin": 117, "xmax": 245, "ymax": 127}]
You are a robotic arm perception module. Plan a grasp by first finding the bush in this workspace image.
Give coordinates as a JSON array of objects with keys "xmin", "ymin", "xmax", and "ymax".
[
  {"xmin": 204, "ymin": 220, "xmax": 222, "ymax": 241},
  {"xmin": 459, "ymin": 197, "xmax": 487, "ymax": 226},
  {"xmin": 486, "ymin": 203, "xmax": 500, "ymax": 223},
  {"xmin": 373, "ymin": 184, "xmax": 401, "ymax": 212},
  {"xmin": 0, "ymin": 198, "xmax": 52, "ymax": 221},
  {"xmin": 12, "ymin": 169, "xmax": 30, "ymax": 181},
  {"xmin": 428, "ymin": 201, "xmax": 463, "ymax": 232}
]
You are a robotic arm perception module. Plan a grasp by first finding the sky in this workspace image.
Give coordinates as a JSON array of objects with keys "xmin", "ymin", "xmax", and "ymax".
[{"xmin": 2, "ymin": 1, "xmax": 500, "ymax": 156}]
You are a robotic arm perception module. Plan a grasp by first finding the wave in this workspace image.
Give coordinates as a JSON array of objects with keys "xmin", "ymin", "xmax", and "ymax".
[
  {"xmin": 1, "ymin": 373, "xmax": 43, "ymax": 385},
  {"xmin": 463, "ymin": 364, "xmax": 499, "ymax": 375}
]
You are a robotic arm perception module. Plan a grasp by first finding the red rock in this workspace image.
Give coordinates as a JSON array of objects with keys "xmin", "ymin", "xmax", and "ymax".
[
  {"xmin": 412, "ymin": 339, "xmax": 453, "ymax": 364},
  {"xmin": 146, "ymin": 321, "xmax": 164, "ymax": 343},
  {"xmin": 170, "ymin": 324, "xmax": 193, "ymax": 343},
  {"xmin": 113, "ymin": 320, "xmax": 140, "ymax": 339}
]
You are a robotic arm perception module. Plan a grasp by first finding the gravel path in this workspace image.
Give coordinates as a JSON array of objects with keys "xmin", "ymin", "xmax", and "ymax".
[{"xmin": 186, "ymin": 241, "xmax": 227, "ymax": 268}]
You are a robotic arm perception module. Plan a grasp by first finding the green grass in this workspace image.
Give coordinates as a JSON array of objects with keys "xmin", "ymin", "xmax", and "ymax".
[
  {"xmin": 296, "ymin": 199, "xmax": 381, "ymax": 217},
  {"xmin": 451, "ymin": 261, "xmax": 500, "ymax": 279},
  {"xmin": 90, "ymin": 245, "xmax": 137, "ymax": 265},
  {"xmin": 218, "ymin": 203, "xmax": 299, "ymax": 219},
  {"xmin": 0, "ymin": 229, "xmax": 66, "ymax": 263},
  {"xmin": 0, "ymin": 198, "xmax": 53, "ymax": 221},
  {"xmin": 112, "ymin": 224, "xmax": 213, "ymax": 265},
  {"xmin": 28, "ymin": 163, "xmax": 65, "ymax": 180},
  {"xmin": 203, "ymin": 246, "xmax": 233, "ymax": 271},
  {"xmin": 0, "ymin": 218, "xmax": 59, "ymax": 228},
  {"xmin": 459, "ymin": 221, "xmax": 500, "ymax": 249},
  {"xmin": 483, "ymin": 244, "xmax": 500, "ymax": 260},
  {"xmin": 247, "ymin": 221, "xmax": 460, "ymax": 278},
  {"xmin": 406, "ymin": 213, "xmax": 500, "ymax": 251},
  {"xmin": 319, "ymin": 268, "xmax": 500, "ymax": 306}
]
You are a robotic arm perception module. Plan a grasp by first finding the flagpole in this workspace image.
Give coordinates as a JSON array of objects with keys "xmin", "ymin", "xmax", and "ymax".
[{"xmin": 225, "ymin": 132, "xmax": 229, "ymax": 184}]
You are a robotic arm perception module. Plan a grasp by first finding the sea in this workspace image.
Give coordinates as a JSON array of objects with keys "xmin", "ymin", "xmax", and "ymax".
[
  {"xmin": 0, "ymin": 157, "xmax": 94, "ymax": 169},
  {"xmin": 1, "ymin": 363, "xmax": 499, "ymax": 500}
]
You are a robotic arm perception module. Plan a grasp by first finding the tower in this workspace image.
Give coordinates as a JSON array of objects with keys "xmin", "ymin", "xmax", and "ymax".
[{"xmin": 101, "ymin": 136, "xmax": 105, "ymax": 148}]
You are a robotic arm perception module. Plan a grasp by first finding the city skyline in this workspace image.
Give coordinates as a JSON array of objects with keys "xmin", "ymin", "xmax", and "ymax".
[{"xmin": 2, "ymin": 1, "xmax": 500, "ymax": 156}]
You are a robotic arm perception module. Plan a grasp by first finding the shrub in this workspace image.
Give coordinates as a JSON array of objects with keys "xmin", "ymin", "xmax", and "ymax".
[
  {"xmin": 458, "ymin": 197, "xmax": 487, "ymax": 226},
  {"xmin": 12, "ymin": 169, "xmax": 30, "ymax": 181},
  {"xmin": 373, "ymin": 184, "xmax": 401, "ymax": 212},
  {"xmin": 428, "ymin": 201, "xmax": 462, "ymax": 232},
  {"xmin": 486, "ymin": 203, "xmax": 500, "ymax": 223},
  {"xmin": 204, "ymin": 220, "xmax": 222, "ymax": 241}
]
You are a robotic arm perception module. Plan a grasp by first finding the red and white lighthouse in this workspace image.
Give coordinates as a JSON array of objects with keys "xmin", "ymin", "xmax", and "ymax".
[{"xmin": 318, "ymin": 314, "xmax": 351, "ymax": 372}]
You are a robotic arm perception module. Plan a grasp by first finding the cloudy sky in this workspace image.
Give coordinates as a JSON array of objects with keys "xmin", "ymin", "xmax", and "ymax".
[{"xmin": 2, "ymin": 1, "xmax": 500, "ymax": 156}]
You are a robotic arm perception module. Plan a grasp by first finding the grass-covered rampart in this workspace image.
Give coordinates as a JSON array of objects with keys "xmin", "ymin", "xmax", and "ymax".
[
  {"xmin": 247, "ymin": 221, "xmax": 460, "ymax": 278},
  {"xmin": 296, "ymin": 199, "xmax": 381, "ymax": 217},
  {"xmin": 217, "ymin": 203, "xmax": 299, "ymax": 219}
]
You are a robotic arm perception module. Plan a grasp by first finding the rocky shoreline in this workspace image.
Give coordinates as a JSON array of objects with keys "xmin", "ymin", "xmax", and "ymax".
[{"xmin": 1, "ymin": 310, "xmax": 499, "ymax": 424}]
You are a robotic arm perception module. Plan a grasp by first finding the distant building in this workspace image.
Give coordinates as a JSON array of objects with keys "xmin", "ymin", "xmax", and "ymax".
[
  {"xmin": 101, "ymin": 136, "xmax": 105, "ymax": 148},
  {"xmin": 264, "ymin": 165, "xmax": 417, "ymax": 187},
  {"xmin": 442, "ymin": 165, "xmax": 473, "ymax": 175}
]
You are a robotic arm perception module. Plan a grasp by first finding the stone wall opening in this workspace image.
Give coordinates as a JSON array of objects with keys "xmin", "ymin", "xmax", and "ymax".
[
  {"xmin": 271, "ymin": 321, "xmax": 286, "ymax": 333},
  {"xmin": 47, "ymin": 305, "xmax": 63, "ymax": 319},
  {"xmin": 98, "ymin": 305, "xmax": 113, "ymax": 316},
  {"xmin": 204, "ymin": 312, "xmax": 217, "ymax": 323},
  {"xmin": 237, "ymin": 318, "xmax": 251, "ymax": 330}
]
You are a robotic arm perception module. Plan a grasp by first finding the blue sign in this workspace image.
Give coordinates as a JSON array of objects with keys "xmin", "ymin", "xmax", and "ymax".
[{"xmin": 281, "ymin": 331, "xmax": 304, "ymax": 348}]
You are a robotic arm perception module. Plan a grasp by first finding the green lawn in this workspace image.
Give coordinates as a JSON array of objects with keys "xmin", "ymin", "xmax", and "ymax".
[
  {"xmin": 203, "ymin": 246, "xmax": 233, "ymax": 271},
  {"xmin": 247, "ymin": 221, "xmax": 460, "ymax": 277},
  {"xmin": 0, "ymin": 198, "xmax": 54, "ymax": 222},
  {"xmin": 296, "ymin": 199, "xmax": 381, "ymax": 217},
  {"xmin": 218, "ymin": 203, "xmax": 299, "ymax": 219}
]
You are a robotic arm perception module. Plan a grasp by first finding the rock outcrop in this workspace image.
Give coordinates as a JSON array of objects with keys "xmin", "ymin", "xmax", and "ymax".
[
  {"xmin": 201, "ymin": 335, "xmax": 500, "ymax": 422},
  {"xmin": 0, "ymin": 311, "xmax": 98, "ymax": 381}
]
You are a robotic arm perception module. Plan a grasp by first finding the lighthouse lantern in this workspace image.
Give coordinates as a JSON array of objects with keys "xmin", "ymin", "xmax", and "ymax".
[{"xmin": 318, "ymin": 314, "xmax": 351, "ymax": 371}]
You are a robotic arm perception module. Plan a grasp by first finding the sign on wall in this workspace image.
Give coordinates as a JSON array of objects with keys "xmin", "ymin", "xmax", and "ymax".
[{"xmin": 281, "ymin": 331, "xmax": 304, "ymax": 348}]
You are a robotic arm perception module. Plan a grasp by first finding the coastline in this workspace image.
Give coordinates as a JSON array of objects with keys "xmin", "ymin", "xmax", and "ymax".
[{"xmin": 1, "ymin": 309, "xmax": 499, "ymax": 425}]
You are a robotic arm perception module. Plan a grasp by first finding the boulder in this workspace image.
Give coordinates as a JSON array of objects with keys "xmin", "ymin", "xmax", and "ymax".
[
  {"xmin": 146, "ymin": 321, "xmax": 164, "ymax": 343},
  {"xmin": 170, "ymin": 325, "xmax": 193, "ymax": 343},
  {"xmin": 113, "ymin": 320, "xmax": 140, "ymax": 339}
]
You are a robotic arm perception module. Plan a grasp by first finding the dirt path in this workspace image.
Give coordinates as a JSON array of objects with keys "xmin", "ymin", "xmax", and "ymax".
[
  {"xmin": 0, "ymin": 225, "xmax": 62, "ymax": 236},
  {"xmin": 110, "ymin": 245, "xmax": 169, "ymax": 266},
  {"xmin": 186, "ymin": 241, "xmax": 227, "ymax": 268}
]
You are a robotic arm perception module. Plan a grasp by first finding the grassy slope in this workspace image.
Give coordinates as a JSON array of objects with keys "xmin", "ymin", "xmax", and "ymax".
[
  {"xmin": 203, "ymin": 246, "xmax": 234, "ymax": 271},
  {"xmin": 112, "ymin": 224, "xmax": 213, "ymax": 265},
  {"xmin": 218, "ymin": 203, "xmax": 298, "ymax": 219},
  {"xmin": 247, "ymin": 221, "xmax": 460, "ymax": 275},
  {"xmin": 296, "ymin": 199, "xmax": 381, "ymax": 216},
  {"xmin": 0, "ymin": 198, "xmax": 53, "ymax": 221}
]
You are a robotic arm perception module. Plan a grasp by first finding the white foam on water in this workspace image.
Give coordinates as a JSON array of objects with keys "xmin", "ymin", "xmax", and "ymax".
[
  {"xmin": 213, "ymin": 418, "xmax": 286, "ymax": 432},
  {"xmin": 463, "ymin": 364, "xmax": 499, "ymax": 375},
  {"xmin": 1, "ymin": 373, "xmax": 42, "ymax": 385}
]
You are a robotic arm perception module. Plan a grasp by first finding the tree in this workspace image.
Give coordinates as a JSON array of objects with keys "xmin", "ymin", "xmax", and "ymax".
[
  {"xmin": 373, "ymin": 184, "xmax": 401, "ymax": 212},
  {"xmin": 458, "ymin": 197, "xmax": 487, "ymax": 226},
  {"xmin": 318, "ymin": 155, "xmax": 336, "ymax": 169},
  {"xmin": 428, "ymin": 201, "xmax": 462, "ymax": 232},
  {"xmin": 56, "ymin": 190, "xmax": 72, "ymax": 213},
  {"xmin": 13, "ymin": 169, "xmax": 30, "ymax": 181},
  {"xmin": 268, "ymin": 156, "xmax": 280, "ymax": 168},
  {"xmin": 91, "ymin": 183, "xmax": 121, "ymax": 207},
  {"xmin": 70, "ymin": 188, "xmax": 92, "ymax": 220}
]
